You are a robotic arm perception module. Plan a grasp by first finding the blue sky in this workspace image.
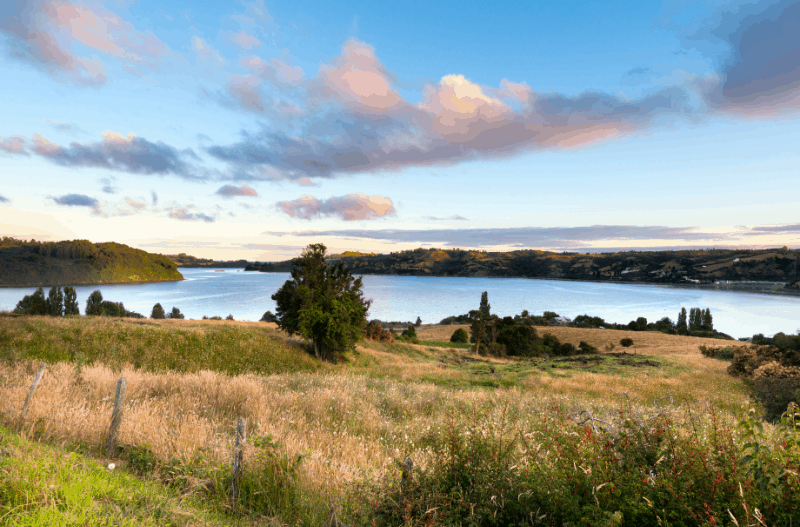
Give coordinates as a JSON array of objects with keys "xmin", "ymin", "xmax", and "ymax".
[{"xmin": 1, "ymin": 0, "xmax": 799, "ymax": 260}]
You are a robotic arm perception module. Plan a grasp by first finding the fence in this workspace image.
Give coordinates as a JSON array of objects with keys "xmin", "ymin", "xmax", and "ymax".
[{"xmin": 1, "ymin": 362, "xmax": 413, "ymax": 525}]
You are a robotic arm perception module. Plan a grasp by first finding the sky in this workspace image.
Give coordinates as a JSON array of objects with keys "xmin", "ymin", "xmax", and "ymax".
[{"xmin": 1, "ymin": 0, "xmax": 799, "ymax": 261}]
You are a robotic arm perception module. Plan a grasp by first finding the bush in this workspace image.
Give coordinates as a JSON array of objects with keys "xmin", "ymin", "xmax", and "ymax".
[
  {"xmin": 399, "ymin": 324, "xmax": 418, "ymax": 344},
  {"xmin": 260, "ymin": 310, "xmax": 277, "ymax": 323},
  {"xmin": 85, "ymin": 290, "xmax": 104, "ymax": 316},
  {"xmin": 556, "ymin": 342, "xmax": 576, "ymax": 356},
  {"xmin": 168, "ymin": 307, "xmax": 185, "ymax": 320},
  {"xmin": 13, "ymin": 287, "xmax": 48, "ymax": 315},
  {"xmin": 620, "ymin": 338, "xmax": 634, "ymax": 348},
  {"xmin": 487, "ymin": 342, "xmax": 506, "ymax": 356},
  {"xmin": 578, "ymin": 341, "xmax": 597, "ymax": 353},
  {"xmin": 365, "ymin": 320, "xmax": 395, "ymax": 342},
  {"xmin": 541, "ymin": 333, "xmax": 561, "ymax": 354},
  {"xmin": 496, "ymin": 324, "xmax": 540, "ymax": 357},
  {"xmin": 450, "ymin": 328, "xmax": 469, "ymax": 343},
  {"xmin": 225, "ymin": 314, "xmax": 234, "ymax": 321}
]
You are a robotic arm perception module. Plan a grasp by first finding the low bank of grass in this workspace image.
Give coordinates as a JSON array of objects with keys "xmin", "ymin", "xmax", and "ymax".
[
  {"xmin": 0, "ymin": 424, "xmax": 259, "ymax": 526},
  {"xmin": 0, "ymin": 316, "xmax": 323, "ymax": 376}
]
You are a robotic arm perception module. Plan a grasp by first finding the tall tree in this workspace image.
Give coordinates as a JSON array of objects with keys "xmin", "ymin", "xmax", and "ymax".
[
  {"xmin": 272, "ymin": 243, "xmax": 371, "ymax": 362},
  {"xmin": 151, "ymin": 303, "xmax": 166, "ymax": 319},
  {"xmin": 85, "ymin": 290, "xmax": 104, "ymax": 316},
  {"xmin": 468, "ymin": 309, "xmax": 487, "ymax": 354},
  {"xmin": 46, "ymin": 286, "xmax": 64, "ymax": 317},
  {"xmin": 676, "ymin": 307, "xmax": 688, "ymax": 334},
  {"xmin": 702, "ymin": 308, "xmax": 713, "ymax": 331},
  {"xmin": 63, "ymin": 286, "xmax": 79, "ymax": 315},
  {"xmin": 479, "ymin": 291, "xmax": 491, "ymax": 318}
]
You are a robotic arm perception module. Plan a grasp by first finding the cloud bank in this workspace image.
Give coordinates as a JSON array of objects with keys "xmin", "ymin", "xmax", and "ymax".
[
  {"xmin": 0, "ymin": 0, "xmax": 170, "ymax": 86},
  {"xmin": 283, "ymin": 224, "xmax": 729, "ymax": 248},
  {"xmin": 15, "ymin": 131, "xmax": 200, "ymax": 179},
  {"xmin": 277, "ymin": 193, "xmax": 396, "ymax": 221},
  {"xmin": 51, "ymin": 193, "xmax": 99, "ymax": 208}
]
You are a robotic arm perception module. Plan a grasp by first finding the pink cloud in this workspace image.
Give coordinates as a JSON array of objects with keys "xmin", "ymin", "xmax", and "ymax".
[
  {"xmin": 0, "ymin": 0, "xmax": 169, "ymax": 86},
  {"xmin": 277, "ymin": 193, "xmax": 396, "ymax": 221},
  {"xmin": 209, "ymin": 39, "xmax": 689, "ymax": 182},
  {"xmin": 0, "ymin": 136, "xmax": 29, "ymax": 155},
  {"xmin": 215, "ymin": 184, "xmax": 258, "ymax": 198},
  {"xmin": 226, "ymin": 74, "xmax": 265, "ymax": 112},
  {"xmin": 231, "ymin": 30, "xmax": 261, "ymax": 50},
  {"xmin": 316, "ymin": 39, "xmax": 402, "ymax": 112}
]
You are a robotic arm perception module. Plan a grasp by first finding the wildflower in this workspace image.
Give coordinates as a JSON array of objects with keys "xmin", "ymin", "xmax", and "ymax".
[{"xmin": 108, "ymin": 463, "xmax": 116, "ymax": 470}]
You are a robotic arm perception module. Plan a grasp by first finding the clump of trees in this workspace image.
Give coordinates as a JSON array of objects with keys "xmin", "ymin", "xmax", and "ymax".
[
  {"xmin": 398, "ymin": 324, "xmax": 418, "ymax": 344},
  {"xmin": 365, "ymin": 320, "xmax": 395, "ymax": 342},
  {"xmin": 86, "ymin": 290, "xmax": 143, "ymax": 318},
  {"xmin": 272, "ymin": 243, "xmax": 371, "ymax": 362},
  {"xmin": 467, "ymin": 292, "xmax": 544, "ymax": 357},
  {"xmin": 260, "ymin": 311, "xmax": 277, "ymax": 323},
  {"xmin": 149, "ymin": 303, "xmax": 184, "ymax": 319},
  {"xmin": 13, "ymin": 286, "xmax": 80, "ymax": 316}
]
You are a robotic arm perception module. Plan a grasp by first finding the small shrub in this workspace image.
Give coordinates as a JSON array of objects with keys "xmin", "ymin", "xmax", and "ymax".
[
  {"xmin": 578, "ymin": 341, "xmax": 597, "ymax": 353},
  {"xmin": 260, "ymin": 310, "xmax": 277, "ymax": 323},
  {"xmin": 450, "ymin": 328, "xmax": 469, "ymax": 343},
  {"xmin": 487, "ymin": 342, "xmax": 506, "ymax": 356},
  {"xmin": 620, "ymin": 338, "xmax": 634, "ymax": 348},
  {"xmin": 557, "ymin": 342, "xmax": 576, "ymax": 356},
  {"xmin": 605, "ymin": 342, "xmax": 615, "ymax": 351},
  {"xmin": 225, "ymin": 314, "xmax": 234, "ymax": 320}
]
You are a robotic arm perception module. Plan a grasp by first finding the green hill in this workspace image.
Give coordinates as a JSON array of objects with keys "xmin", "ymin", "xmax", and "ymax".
[
  {"xmin": 0, "ymin": 238, "xmax": 183, "ymax": 286},
  {"xmin": 247, "ymin": 247, "xmax": 800, "ymax": 289},
  {"xmin": 164, "ymin": 252, "xmax": 249, "ymax": 268}
]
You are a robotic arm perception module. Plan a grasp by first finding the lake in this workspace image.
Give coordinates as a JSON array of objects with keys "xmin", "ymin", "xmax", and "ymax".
[{"xmin": 2, "ymin": 268, "xmax": 799, "ymax": 339}]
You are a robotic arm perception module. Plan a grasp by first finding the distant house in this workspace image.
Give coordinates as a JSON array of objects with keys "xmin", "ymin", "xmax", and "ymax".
[
  {"xmin": 551, "ymin": 316, "xmax": 572, "ymax": 326},
  {"xmin": 733, "ymin": 258, "xmax": 740, "ymax": 263}
]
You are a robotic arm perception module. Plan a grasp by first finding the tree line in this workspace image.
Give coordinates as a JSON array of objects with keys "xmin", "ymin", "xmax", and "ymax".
[{"xmin": 12, "ymin": 286, "xmax": 186, "ymax": 320}]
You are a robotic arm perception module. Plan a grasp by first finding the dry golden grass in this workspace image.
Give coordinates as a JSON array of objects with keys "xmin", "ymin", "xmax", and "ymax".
[{"xmin": 0, "ymin": 321, "xmax": 757, "ymax": 500}]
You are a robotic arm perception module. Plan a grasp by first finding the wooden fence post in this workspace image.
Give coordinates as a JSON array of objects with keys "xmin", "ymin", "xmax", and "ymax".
[
  {"xmin": 19, "ymin": 362, "xmax": 46, "ymax": 426},
  {"xmin": 401, "ymin": 457, "xmax": 413, "ymax": 491},
  {"xmin": 106, "ymin": 377, "xmax": 127, "ymax": 458},
  {"xmin": 230, "ymin": 417, "xmax": 246, "ymax": 502}
]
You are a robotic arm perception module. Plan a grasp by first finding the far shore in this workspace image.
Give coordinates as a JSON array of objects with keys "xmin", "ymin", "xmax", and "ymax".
[{"xmin": 0, "ymin": 277, "xmax": 185, "ymax": 289}]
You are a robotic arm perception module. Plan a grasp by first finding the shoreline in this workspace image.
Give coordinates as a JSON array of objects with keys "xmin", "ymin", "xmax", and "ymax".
[
  {"xmin": 250, "ymin": 269, "xmax": 800, "ymax": 298},
  {"xmin": 0, "ymin": 277, "xmax": 185, "ymax": 289}
]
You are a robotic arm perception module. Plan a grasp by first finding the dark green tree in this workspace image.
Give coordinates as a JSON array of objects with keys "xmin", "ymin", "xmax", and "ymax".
[
  {"xmin": 63, "ymin": 286, "xmax": 79, "ymax": 315},
  {"xmin": 13, "ymin": 287, "xmax": 48, "ymax": 315},
  {"xmin": 688, "ymin": 308, "xmax": 699, "ymax": 332},
  {"xmin": 272, "ymin": 243, "xmax": 371, "ymax": 362},
  {"xmin": 702, "ymin": 308, "xmax": 713, "ymax": 331},
  {"xmin": 401, "ymin": 324, "xmax": 418, "ymax": 342},
  {"xmin": 479, "ymin": 292, "xmax": 491, "ymax": 318},
  {"xmin": 260, "ymin": 310, "xmax": 277, "ymax": 323},
  {"xmin": 151, "ymin": 303, "xmax": 166, "ymax": 319},
  {"xmin": 46, "ymin": 286, "xmax": 64, "ymax": 316},
  {"xmin": 620, "ymin": 338, "xmax": 634, "ymax": 348},
  {"xmin": 450, "ymin": 328, "xmax": 469, "ymax": 343},
  {"xmin": 496, "ymin": 324, "xmax": 540, "ymax": 357},
  {"xmin": 168, "ymin": 307, "xmax": 185, "ymax": 319},
  {"xmin": 85, "ymin": 290, "xmax": 104, "ymax": 316},
  {"xmin": 676, "ymin": 307, "xmax": 688, "ymax": 334},
  {"xmin": 414, "ymin": 316, "xmax": 422, "ymax": 327},
  {"xmin": 634, "ymin": 317, "xmax": 648, "ymax": 331},
  {"xmin": 100, "ymin": 301, "xmax": 123, "ymax": 317},
  {"xmin": 468, "ymin": 309, "xmax": 487, "ymax": 354}
]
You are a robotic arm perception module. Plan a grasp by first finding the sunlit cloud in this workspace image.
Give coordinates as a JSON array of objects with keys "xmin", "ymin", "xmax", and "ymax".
[
  {"xmin": 167, "ymin": 207, "xmax": 215, "ymax": 223},
  {"xmin": 0, "ymin": 136, "xmax": 28, "ymax": 155},
  {"xmin": 277, "ymin": 193, "xmax": 396, "ymax": 221},
  {"xmin": 0, "ymin": 0, "xmax": 170, "ymax": 86},
  {"xmin": 215, "ymin": 184, "xmax": 258, "ymax": 198}
]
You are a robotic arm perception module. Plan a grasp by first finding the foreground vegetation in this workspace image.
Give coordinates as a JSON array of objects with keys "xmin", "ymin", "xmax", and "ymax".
[
  {"xmin": 0, "ymin": 238, "xmax": 183, "ymax": 287},
  {"xmin": 2, "ymin": 316, "xmax": 799, "ymax": 525}
]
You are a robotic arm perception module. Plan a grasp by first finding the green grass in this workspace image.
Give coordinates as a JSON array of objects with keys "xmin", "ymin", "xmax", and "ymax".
[
  {"xmin": 417, "ymin": 340, "xmax": 472, "ymax": 349},
  {"xmin": 0, "ymin": 316, "xmax": 324, "ymax": 376},
  {"xmin": 0, "ymin": 425, "xmax": 259, "ymax": 527}
]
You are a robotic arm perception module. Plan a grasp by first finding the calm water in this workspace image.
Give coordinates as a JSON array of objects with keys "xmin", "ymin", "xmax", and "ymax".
[{"xmin": 2, "ymin": 268, "xmax": 800, "ymax": 339}]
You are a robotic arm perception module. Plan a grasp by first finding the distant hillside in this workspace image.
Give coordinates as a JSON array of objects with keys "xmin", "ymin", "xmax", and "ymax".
[
  {"xmin": 165, "ymin": 253, "xmax": 250, "ymax": 268},
  {"xmin": 0, "ymin": 238, "xmax": 183, "ymax": 287},
  {"xmin": 246, "ymin": 247, "xmax": 800, "ymax": 289}
]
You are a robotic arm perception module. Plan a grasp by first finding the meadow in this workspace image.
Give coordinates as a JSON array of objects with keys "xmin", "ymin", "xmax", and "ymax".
[{"xmin": 1, "ymin": 315, "xmax": 798, "ymax": 526}]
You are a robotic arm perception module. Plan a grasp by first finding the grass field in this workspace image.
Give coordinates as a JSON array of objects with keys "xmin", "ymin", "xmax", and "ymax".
[{"xmin": 1, "ymin": 316, "xmax": 797, "ymax": 526}]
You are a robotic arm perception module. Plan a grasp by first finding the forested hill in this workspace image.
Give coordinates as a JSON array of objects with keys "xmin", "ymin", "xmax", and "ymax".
[
  {"xmin": 0, "ymin": 238, "xmax": 183, "ymax": 287},
  {"xmin": 165, "ymin": 253, "xmax": 249, "ymax": 268},
  {"xmin": 246, "ymin": 247, "xmax": 800, "ymax": 289}
]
